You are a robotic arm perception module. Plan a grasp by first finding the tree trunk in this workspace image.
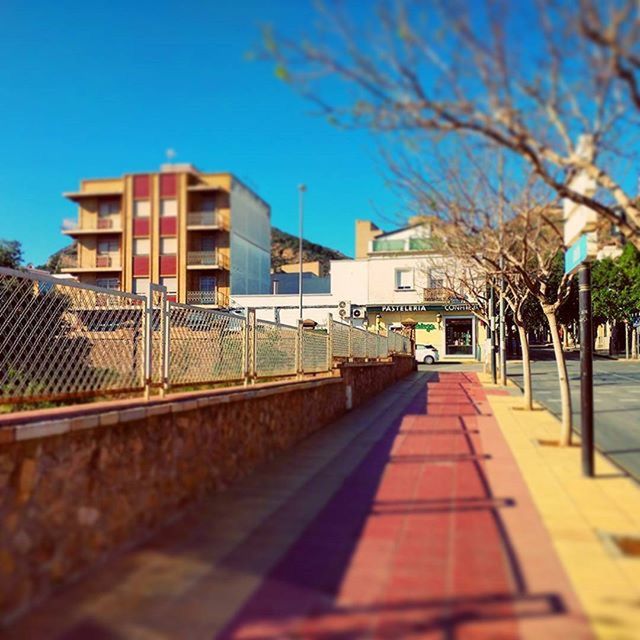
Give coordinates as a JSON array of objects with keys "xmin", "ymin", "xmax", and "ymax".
[
  {"xmin": 632, "ymin": 326, "xmax": 638, "ymax": 360},
  {"xmin": 543, "ymin": 307, "xmax": 573, "ymax": 446},
  {"xmin": 517, "ymin": 323, "xmax": 533, "ymax": 411},
  {"xmin": 625, "ymin": 322, "xmax": 630, "ymax": 359}
]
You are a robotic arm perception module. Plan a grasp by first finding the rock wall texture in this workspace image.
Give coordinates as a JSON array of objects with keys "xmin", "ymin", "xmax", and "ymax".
[{"xmin": 0, "ymin": 355, "xmax": 415, "ymax": 624}]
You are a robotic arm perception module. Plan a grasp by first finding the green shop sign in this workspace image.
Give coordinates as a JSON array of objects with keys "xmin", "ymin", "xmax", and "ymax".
[{"xmin": 416, "ymin": 322, "xmax": 437, "ymax": 332}]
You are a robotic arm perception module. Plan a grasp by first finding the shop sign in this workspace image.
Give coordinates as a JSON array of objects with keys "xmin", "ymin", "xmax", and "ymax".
[
  {"xmin": 369, "ymin": 303, "xmax": 481, "ymax": 313},
  {"xmin": 416, "ymin": 322, "xmax": 437, "ymax": 332}
]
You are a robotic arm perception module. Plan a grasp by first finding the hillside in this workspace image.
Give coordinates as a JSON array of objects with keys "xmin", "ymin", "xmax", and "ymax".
[
  {"xmin": 271, "ymin": 227, "xmax": 348, "ymax": 276},
  {"xmin": 41, "ymin": 227, "xmax": 348, "ymax": 276}
]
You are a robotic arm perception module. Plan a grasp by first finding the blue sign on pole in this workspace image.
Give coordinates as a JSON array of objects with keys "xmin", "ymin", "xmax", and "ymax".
[{"xmin": 565, "ymin": 234, "xmax": 588, "ymax": 274}]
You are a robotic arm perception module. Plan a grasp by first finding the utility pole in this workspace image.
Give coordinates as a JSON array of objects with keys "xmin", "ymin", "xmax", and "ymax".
[
  {"xmin": 298, "ymin": 184, "xmax": 306, "ymax": 319},
  {"xmin": 579, "ymin": 263, "xmax": 594, "ymax": 477}
]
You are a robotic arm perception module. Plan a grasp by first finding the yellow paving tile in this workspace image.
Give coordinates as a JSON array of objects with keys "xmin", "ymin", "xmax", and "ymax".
[{"xmin": 484, "ymin": 388, "xmax": 640, "ymax": 640}]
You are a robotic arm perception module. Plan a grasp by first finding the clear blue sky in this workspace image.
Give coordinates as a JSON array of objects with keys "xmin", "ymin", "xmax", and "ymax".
[{"xmin": 0, "ymin": 0, "xmax": 399, "ymax": 265}]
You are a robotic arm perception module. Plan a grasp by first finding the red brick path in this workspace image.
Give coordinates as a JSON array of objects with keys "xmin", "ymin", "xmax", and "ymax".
[{"xmin": 220, "ymin": 373, "xmax": 590, "ymax": 639}]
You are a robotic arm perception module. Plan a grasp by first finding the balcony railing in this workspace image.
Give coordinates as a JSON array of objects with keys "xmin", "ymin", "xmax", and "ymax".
[
  {"xmin": 371, "ymin": 237, "xmax": 440, "ymax": 253},
  {"xmin": 186, "ymin": 250, "xmax": 229, "ymax": 269},
  {"xmin": 423, "ymin": 287, "xmax": 450, "ymax": 302},
  {"xmin": 187, "ymin": 211, "xmax": 229, "ymax": 229},
  {"xmin": 59, "ymin": 254, "xmax": 121, "ymax": 270},
  {"xmin": 186, "ymin": 290, "xmax": 230, "ymax": 307},
  {"xmin": 62, "ymin": 217, "xmax": 121, "ymax": 234}
]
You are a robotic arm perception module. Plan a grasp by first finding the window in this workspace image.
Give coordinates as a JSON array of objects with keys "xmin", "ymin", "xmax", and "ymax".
[
  {"xmin": 160, "ymin": 199, "xmax": 177, "ymax": 217},
  {"xmin": 395, "ymin": 269, "xmax": 414, "ymax": 290},
  {"xmin": 199, "ymin": 276, "xmax": 216, "ymax": 291},
  {"xmin": 160, "ymin": 277, "xmax": 177, "ymax": 295},
  {"xmin": 133, "ymin": 200, "xmax": 151, "ymax": 218},
  {"xmin": 98, "ymin": 199, "xmax": 119, "ymax": 217},
  {"xmin": 201, "ymin": 196, "xmax": 216, "ymax": 212},
  {"xmin": 133, "ymin": 278, "xmax": 150, "ymax": 297},
  {"xmin": 97, "ymin": 238, "xmax": 119, "ymax": 254},
  {"xmin": 133, "ymin": 238, "xmax": 150, "ymax": 255},
  {"xmin": 160, "ymin": 237, "xmax": 177, "ymax": 255},
  {"xmin": 201, "ymin": 236, "xmax": 216, "ymax": 252},
  {"xmin": 96, "ymin": 278, "xmax": 120, "ymax": 290}
]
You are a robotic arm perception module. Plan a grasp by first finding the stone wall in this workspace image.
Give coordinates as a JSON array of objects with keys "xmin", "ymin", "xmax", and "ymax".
[{"xmin": 0, "ymin": 355, "xmax": 415, "ymax": 624}]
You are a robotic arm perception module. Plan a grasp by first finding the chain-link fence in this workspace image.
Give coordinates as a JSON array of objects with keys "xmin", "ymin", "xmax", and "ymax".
[
  {"xmin": 0, "ymin": 269, "xmax": 414, "ymax": 408},
  {"xmin": 0, "ymin": 267, "xmax": 146, "ymax": 404},
  {"xmin": 254, "ymin": 318, "xmax": 298, "ymax": 378}
]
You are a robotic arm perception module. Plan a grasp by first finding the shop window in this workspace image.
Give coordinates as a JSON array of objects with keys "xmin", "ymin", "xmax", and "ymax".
[
  {"xmin": 395, "ymin": 268, "xmax": 414, "ymax": 290},
  {"xmin": 445, "ymin": 317, "xmax": 474, "ymax": 356}
]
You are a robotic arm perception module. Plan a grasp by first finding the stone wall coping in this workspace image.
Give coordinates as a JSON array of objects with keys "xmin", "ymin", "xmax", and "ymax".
[{"xmin": 0, "ymin": 375, "xmax": 343, "ymax": 444}]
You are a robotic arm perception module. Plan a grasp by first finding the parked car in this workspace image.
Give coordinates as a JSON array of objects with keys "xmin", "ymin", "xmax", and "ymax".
[{"xmin": 415, "ymin": 344, "xmax": 439, "ymax": 364}]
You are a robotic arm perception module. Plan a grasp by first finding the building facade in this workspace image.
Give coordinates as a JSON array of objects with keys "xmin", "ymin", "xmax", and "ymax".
[
  {"xmin": 234, "ymin": 219, "xmax": 487, "ymax": 360},
  {"xmin": 61, "ymin": 164, "xmax": 270, "ymax": 305}
]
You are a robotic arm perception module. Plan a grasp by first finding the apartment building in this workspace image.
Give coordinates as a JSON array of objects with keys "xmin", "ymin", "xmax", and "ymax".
[{"xmin": 61, "ymin": 164, "xmax": 271, "ymax": 305}]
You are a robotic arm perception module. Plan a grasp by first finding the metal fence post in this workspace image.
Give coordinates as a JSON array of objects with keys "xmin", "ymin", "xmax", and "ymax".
[
  {"xmin": 348, "ymin": 320, "xmax": 353, "ymax": 361},
  {"xmin": 246, "ymin": 308, "xmax": 256, "ymax": 384},
  {"xmin": 296, "ymin": 319, "xmax": 304, "ymax": 378},
  {"xmin": 161, "ymin": 294, "xmax": 170, "ymax": 397},
  {"xmin": 143, "ymin": 289, "xmax": 153, "ymax": 400},
  {"xmin": 326, "ymin": 313, "xmax": 334, "ymax": 371}
]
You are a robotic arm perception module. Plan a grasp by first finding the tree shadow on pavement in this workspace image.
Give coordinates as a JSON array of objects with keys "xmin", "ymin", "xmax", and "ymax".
[{"xmin": 217, "ymin": 372, "xmax": 571, "ymax": 639}]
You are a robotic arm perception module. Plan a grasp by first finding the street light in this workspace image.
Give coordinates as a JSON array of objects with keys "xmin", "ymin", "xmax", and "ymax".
[{"xmin": 298, "ymin": 184, "xmax": 307, "ymax": 319}]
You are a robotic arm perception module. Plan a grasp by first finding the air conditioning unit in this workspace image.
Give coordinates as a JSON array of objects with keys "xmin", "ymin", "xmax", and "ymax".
[
  {"xmin": 337, "ymin": 300, "xmax": 351, "ymax": 319},
  {"xmin": 351, "ymin": 306, "xmax": 367, "ymax": 319}
]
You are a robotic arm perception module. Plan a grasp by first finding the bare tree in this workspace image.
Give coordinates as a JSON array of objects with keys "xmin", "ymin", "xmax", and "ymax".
[
  {"xmin": 265, "ymin": 0, "xmax": 640, "ymax": 246},
  {"xmin": 389, "ymin": 151, "xmax": 574, "ymax": 443}
]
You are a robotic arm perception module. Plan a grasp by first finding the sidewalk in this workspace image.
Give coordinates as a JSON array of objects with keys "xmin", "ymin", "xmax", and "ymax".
[
  {"xmin": 3, "ymin": 372, "xmax": 593, "ymax": 639},
  {"xmin": 484, "ymin": 377, "xmax": 640, "ymax": 640}
]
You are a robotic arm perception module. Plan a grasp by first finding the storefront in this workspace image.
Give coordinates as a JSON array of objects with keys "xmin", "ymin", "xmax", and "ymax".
[{"xmin": 368, "ymin": 303, "xmax": 485, "ymax": 360}]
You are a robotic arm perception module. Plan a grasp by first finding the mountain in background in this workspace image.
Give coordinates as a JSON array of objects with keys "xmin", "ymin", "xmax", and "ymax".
[
  {"xmin": 38, "ymin": 227, "xmax": 349, "ymax": 277},
  {"xmin": 271, "ymin": 227, "xmax": 348, "ymax": 276}
]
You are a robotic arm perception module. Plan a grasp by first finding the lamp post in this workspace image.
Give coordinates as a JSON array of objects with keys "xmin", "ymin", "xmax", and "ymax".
[{"xmin": 298, "ymin": 184, "xmax": 307, "ymax": 319}]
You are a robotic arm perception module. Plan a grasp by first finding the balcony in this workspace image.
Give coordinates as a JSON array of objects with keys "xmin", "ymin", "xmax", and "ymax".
[
  {"xmin": 423, "ymin": 287, "xmax": 450, "ymax": 302},
  {"xmin": 60, "ymin": 253, "xmax": 122, "ymax": 272},
  {"xmin": 187, "ymin": 211, "xmax": 229, "ymax": 230},
  {"xmin": 186, "ymin": 250, "xmax": 230, "ymax": 270},
  {"xmin": 62, "ymin": 218, "xmax": 122, "ymax": 235},
  {"xmin": 186, "ymin": 290, "xmax": 230, "ymax": 307}
]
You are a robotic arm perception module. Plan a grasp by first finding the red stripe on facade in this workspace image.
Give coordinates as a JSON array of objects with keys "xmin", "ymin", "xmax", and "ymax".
[
  {"xmin": 133, "ymin": 175, "xmax": 150, "ymax": 199},
  {"xmin": 160, "ymin": 256, "xmax": 177, "ymax": 275},
  {"xmin": 133, "ymin": 219, "xmax": 149, "ymax": 237},
  {"xmin": 160, "ymin": 217, "xmax": 177, "ymax": 236},
  {"xmin": 132, "ymin": 256, "xmax": 150, "ymax": 277},
  {"xmin": 159, "ymin": 173, "xmax": 177, "ymax": 198}
]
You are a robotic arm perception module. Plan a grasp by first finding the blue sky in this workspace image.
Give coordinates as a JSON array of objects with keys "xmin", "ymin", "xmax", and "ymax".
[{"xmin": 0, "ymin": 0, "xmax": 399, "ymax": 265}]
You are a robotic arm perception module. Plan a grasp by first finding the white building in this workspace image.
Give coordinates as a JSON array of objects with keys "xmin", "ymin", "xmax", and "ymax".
[{"xmin": 234, "ymin": 218, "xmax": 486, "ymax": 360}]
